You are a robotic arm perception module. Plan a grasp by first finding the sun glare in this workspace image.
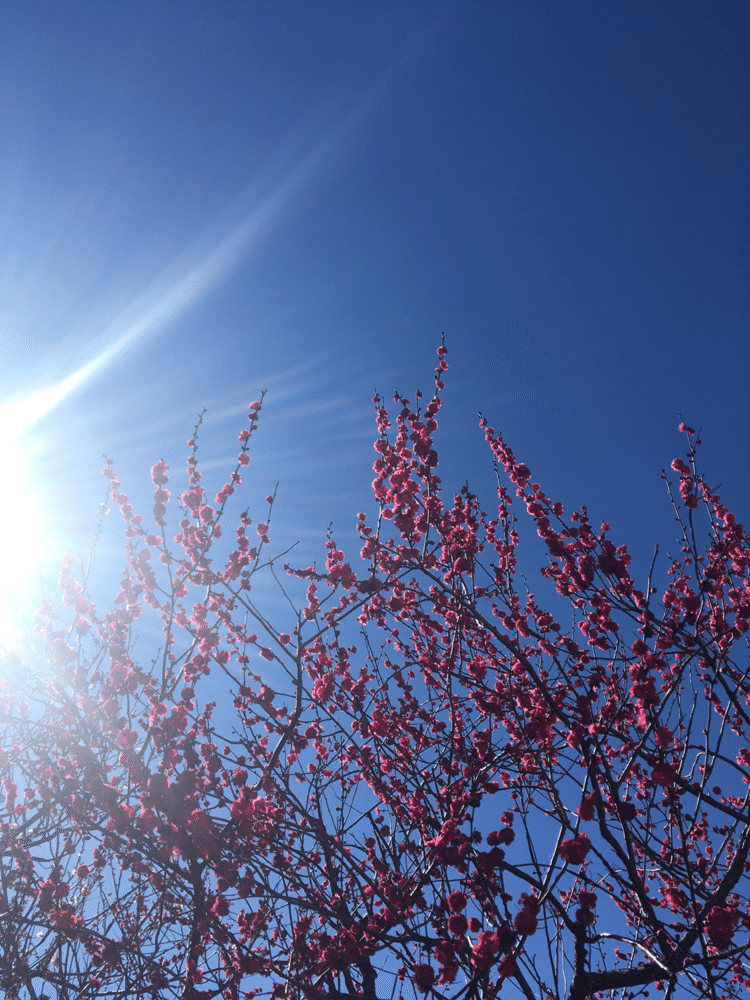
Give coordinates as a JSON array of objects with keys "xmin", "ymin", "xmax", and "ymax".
[{"xmin": 0, "ymin": 100, "xmax": 362, "ymax": 655}]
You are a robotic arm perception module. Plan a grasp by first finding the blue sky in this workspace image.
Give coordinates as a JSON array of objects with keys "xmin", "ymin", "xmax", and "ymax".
[{"xmin": 0, "ymin": 1, "xmax": 747, "ymax": 644}]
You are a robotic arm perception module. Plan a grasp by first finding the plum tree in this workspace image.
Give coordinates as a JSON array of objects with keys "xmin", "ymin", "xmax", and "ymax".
[{"xmin": 1, "ymin": 344, "xmax": 748, "ymax": 1000}]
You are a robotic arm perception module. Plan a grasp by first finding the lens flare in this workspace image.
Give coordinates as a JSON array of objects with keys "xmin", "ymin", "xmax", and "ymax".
[{"xmin": 0, "ymin": 65, "xmax": 409, "ymax": 651}]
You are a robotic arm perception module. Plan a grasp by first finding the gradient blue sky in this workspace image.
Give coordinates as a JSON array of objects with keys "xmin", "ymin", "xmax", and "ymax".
[{"xmin": 0, "ymin": 2, "xmax": 747, "ymax": 641}]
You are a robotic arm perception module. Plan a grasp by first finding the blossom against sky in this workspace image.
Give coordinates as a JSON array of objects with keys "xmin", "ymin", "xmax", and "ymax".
[{"xmin": 0, "ymin": 1, "xmax": 747, "ymax": 647}]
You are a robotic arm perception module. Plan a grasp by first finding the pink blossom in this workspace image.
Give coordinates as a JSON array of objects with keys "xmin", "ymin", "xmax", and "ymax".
[
  {"xmin": 705, "ymin": 906, "xmax": 739, "ymax": 950},
  {"xmin": 652, "ymin": 762, "xmax": 677, "ymax": 787},
  {"xmin": 413, "ymin": 964, "xmax": 435, "ymax": 992},
  {"xmin": 151, "ymin": 460, "xmax": 169, "ymax": 486},
  {"xmin": 559, "ymin": 834, "xmax": 592, "ymax": 865},
  {"xmin": 448, "ymin": 890, "xmax": 468, "ymax": 912}
]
